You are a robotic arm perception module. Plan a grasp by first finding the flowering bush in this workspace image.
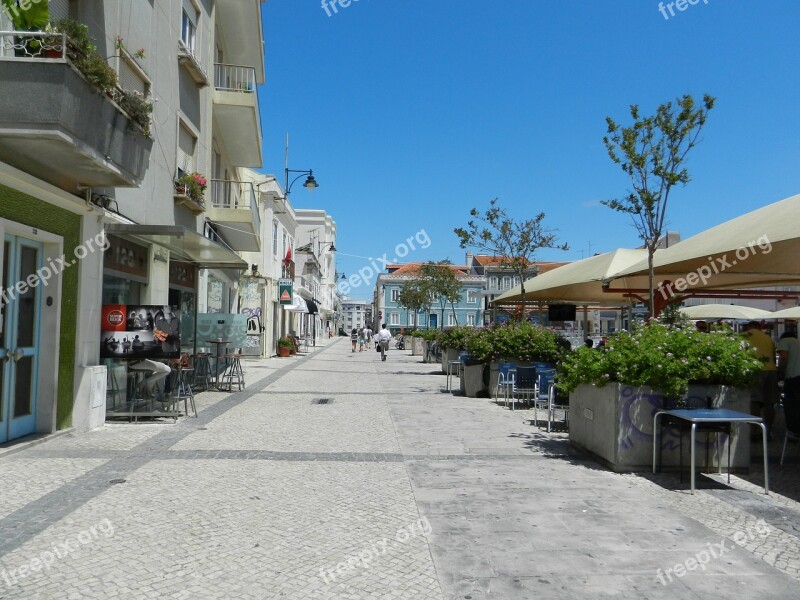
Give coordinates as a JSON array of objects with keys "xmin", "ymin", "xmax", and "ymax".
[
  {"xmin": 437, "ymin": 326, "xmax": 475, "ymax": 350},
  {"xmin": 556, "ymin": 322, "xmax": 762, "ymax": 400},
  {"xmin": 415, "ymin": 329, "xmax": 439, "ymax": 341},
  {"xmin": 465, "ymin": 321, "xmax": 564, "ymax": 363},
  {"xmin": 175, "ymin": 172, "xmax": 208, "ymax": 201}
]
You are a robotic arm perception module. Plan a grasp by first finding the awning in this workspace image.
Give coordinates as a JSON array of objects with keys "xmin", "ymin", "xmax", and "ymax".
[
  {"xmin": 105, "ymin": 224, "xmax": 248, "ymax": 269},
  {"xmin": 283, "ymin": 294, "xmax": 308, "ymax": 312},
  {"xmin": 306, "ymin": 299, "xmax": 319, "ymax": 315}
]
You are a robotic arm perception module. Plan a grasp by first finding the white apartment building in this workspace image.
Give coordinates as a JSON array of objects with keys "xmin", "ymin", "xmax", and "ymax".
[
  {"xmin": 342, "ymin": 301, "xmax": 371, "ymax": 333},
  {"xmin": 293, "ymin": 210, "xmax": 337, "ymax": 344},
  {"xmin": 0, "ymin": 0, "xmax": 265, "ymax": 440}
]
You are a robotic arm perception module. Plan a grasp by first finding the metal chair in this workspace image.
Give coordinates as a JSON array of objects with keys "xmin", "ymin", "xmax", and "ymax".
[
  {"xmin": 171, "ymin": 366, "xmax": 197, "ymax": 417},
  {"xmin": 781, "ymin": 430, "xmax": 800, "ymax": 465},
  {"xmin": 511, "ymin": 366, "xmax": 537, "ymax": 411},
  {"xmin": 494, "ymin": 362, "xmax": 516, "ymax": 406},
  {"xmin": 191, "ymin": 353, "xmax": 213, "ymax": 390},
  {"xmin": 220, "ymin": 353, "xmax": 245, "ymax": 392},
  {"xmin": 546, "ymin": 383, "xmax": 570, "ymax": 432},
  {"xmin": 446, "ymin": 351, "xmax": 468, "ymax": 392},
  {"xmin": 534, "ymin": 369, "xmax": 556, "ymax": 426}
]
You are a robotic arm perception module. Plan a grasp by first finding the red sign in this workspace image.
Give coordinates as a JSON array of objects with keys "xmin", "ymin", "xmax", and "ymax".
[
  {"xmin": 102, "ymin": 305, "xmax": 127, "ymax": 332},
  {"xmin": 280, "ymin": 290, "xmax": 291, "ymax": 302}
]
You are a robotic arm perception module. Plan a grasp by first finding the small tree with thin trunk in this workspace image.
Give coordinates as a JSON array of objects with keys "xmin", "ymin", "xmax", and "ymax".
[
  {"xmin": 419, "ymin": 262, "xmax": 462, "ymax": 329},
  {"xmin": 455, "ymin": 199, "xmax": 568, "ymax": 320},
  {"xmin": 397, "ymin": 280, "xmax": 428, "ymax": 329},
  {"xmin": 603, "ymin": 94, "xmax": 715, "ymax": 317}
]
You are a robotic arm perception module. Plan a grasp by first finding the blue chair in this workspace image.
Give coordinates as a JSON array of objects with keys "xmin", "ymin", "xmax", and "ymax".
[
  {"xmin": 494, "ymin": 362, "xmax": 516, "ymax": 406},
  {"xmin": 534, "ymin": 368, "xmax": 556, "ymax": 425},
  {"xmin": 511, "ymin": 366, "xmax": 537, "ymax": 411}
]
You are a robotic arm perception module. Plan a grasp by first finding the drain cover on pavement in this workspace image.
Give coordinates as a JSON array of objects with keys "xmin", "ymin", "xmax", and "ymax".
[{"xmin": 312, "ymin": 398, "xmax": 333, "ymax": 405}]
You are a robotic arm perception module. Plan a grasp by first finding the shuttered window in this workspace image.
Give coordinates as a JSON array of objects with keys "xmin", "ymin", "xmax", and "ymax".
[
  {"xmin": 49, "ymin": 0, "xmax": 71, "ymax": 22},
  {"xmin": 177, "ymin": 124, "xmax": 196, "ymax": 176},
  {"xmin": 118, "ymin": 58, "xmax": 147, "ymax": 96}
]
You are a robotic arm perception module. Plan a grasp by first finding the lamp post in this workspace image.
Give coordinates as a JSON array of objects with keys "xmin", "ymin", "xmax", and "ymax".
[{"xmin": 285, "ymin": 168, "xmax": 318, "ymax": 198}]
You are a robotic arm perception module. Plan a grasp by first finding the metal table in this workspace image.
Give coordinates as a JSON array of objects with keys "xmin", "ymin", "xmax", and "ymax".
[{"xmin": 653, "ymin": 408, "xmax": 769, "ymax": 495}]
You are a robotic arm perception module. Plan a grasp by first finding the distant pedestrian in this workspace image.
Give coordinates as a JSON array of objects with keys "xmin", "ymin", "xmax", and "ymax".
[
  {"xmin": 350, "ymin": 328, "xmax": 358, "ymax": 353},
  {"xmin": 778, "ymin": 330, "xmax": 800, "ymax": 435},
  {"xmin": 584, "ymin": 339, "xmax": 594, "ymax": 349},
  {"xmin": 376, "ymin": 323, "xmax": 392, "ymax": 361},
  {"xmin": 358, "ymin": 328, "xmax": 365, "ymax": 351},
  {"xmin": 743, "ymin": 321, "xmax": 778, "ymax": 437}
]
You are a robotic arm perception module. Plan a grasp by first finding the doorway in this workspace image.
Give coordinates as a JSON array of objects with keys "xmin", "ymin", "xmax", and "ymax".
[{"xmin": 0, "ymin": 234, "xmax": 43, "ymax": 443}]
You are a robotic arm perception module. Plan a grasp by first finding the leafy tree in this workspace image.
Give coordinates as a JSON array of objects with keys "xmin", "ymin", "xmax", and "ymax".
[
  {"xmin": 419, "ymin": 262, "xmax": 462, "ymax": 329},
  {"xmin": 1, "ymin": 0, "xmax": 49, "ymax": 31},
  {"xmin": 397, "ymin": 280, "xmax": 428, "ymax": 328},
  {"xmin": 454, "ymin": 199, "xmax": 568, "ymax": 318},
  {"xmin": 603, "ymin": 94, "xmax": 715, "ymax": 318}
]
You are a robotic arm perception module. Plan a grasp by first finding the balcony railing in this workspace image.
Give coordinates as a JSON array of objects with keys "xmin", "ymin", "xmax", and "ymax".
[
  {"xmin": 0, "ymin": 31, "xmax": 66, "ymax": 60},
  {"xmin": 214, "ymin": 63, "xmax": 256, "ymax": 93},
  {"xmin": 209, "ymin": 179, "xmax": 255, "ymax": 210}
]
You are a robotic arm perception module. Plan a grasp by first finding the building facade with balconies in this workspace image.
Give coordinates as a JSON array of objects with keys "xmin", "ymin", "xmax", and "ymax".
[{"xmin": 0, "ymin": 0, "xmax": 265, "ymax": 442}]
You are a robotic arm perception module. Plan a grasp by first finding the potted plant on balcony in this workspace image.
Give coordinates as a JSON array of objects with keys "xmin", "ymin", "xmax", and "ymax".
[
  {"xmin": 557, "ymin": 321, "xmax": 762, "ymax": 470},
  {"xmin": 277, "ymin": 337, "xmax": 293, "ymax": 358},
  {"xmin": 174, "ymin": 172, "xmax": 208, "ymax": 208}
]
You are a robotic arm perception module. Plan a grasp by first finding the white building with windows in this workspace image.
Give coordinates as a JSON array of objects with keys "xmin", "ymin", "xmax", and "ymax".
[{"xmin": 0, "ymin": 0, "xmax": 265, "ymax": 440}]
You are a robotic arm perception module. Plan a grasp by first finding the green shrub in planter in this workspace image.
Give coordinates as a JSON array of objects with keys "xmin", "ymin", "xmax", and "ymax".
[
  {"xmin": 438, "ymin": 326, "xmax": 475, "ymax": 350},
  {"xmin": 557, "ymin": 321, "xmax": 761, "ymax": 400},
  {"xmin": 466, "ymin": 321, "xmax": 563, "ymax": 363},
  {"xmin": 415, "ymin": 329, "xmax": 439, "ymax": 341}
]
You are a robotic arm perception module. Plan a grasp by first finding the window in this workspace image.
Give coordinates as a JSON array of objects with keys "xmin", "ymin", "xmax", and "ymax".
[
  {"xmin": 177, "ymin": 123, "xmax": 196, "ymax": 176},
  {"xmin": 467, "ymin": 290, "xmax": 479, "ymax": 304},
  {"xmin": 282, "ymin": 232, "xmax": 287, "ymax": 259},
  {"xmin": 447, "ymin": 314, "xmax": 457, "ymax": 327},
  {"xmin": 513, "ymin": 276, "xmax": 521, "ymax": 287},
  {"xmin": 408, "ymin": 313, "xmax": 415, "ymax": 326},
  {"xmin": 391, "ymin": 289, "xmax": 399, "ymax": 302},
  {"xmin": 181, "ymin": 1, "xmax": 198, "ymax": 54},
  {"xmin": 502, "ymin": 276, "xmax": 512, "ymax": 290},
  {"xmin": 489, "ymin": 276, "xmax": 498, "ymax": 290},
  {"xmin": 390, "ymin": 313, "xmax": 399, "ymax": 325},
  {"xmin": 467, "ymin": 314, "xmax": 475, "ymax": 326},
  {"xmin": 272, "ymin": 221, "xmax": 278, "ymax": 255}
]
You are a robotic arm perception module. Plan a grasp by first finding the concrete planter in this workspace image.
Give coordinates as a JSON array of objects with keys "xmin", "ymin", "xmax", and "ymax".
[
  {"xmin": 411, "ymin": 337, "xmax": 424, "ymax": 356},
  {"xmin": 568, "ymin": 382, "xmax": 751, "ymax": 472},
  {"xmin": 460, "ymin": 363, "xmax": 488, "ymax": 397},
  {"xmin": 441, "ymin": 348, "xmax": 459, "ymax": 374}
]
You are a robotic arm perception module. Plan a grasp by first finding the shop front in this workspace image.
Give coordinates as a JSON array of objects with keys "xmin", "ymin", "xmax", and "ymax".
[{"xmin": 102, "ymin": 224, "xmax": 247, "ymax": 419}]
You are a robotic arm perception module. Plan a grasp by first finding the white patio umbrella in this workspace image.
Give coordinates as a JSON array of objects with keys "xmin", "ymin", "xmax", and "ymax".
[
  {"xmin": 763, "ymin": 306, "xmax": 800, "ymax": 320},
  {"xmin": 680, "ymin": 304, "xmax": 773, "ymax": 320}
]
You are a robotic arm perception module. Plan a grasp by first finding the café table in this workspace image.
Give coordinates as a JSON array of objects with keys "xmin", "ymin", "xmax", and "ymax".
[
  {"xmin": 652, "ymin": 408, "xmax": 768, "ymax": 495},
  {"xmin": 205, "ymin": 339, "xmax": 231, "ymax": 390}
]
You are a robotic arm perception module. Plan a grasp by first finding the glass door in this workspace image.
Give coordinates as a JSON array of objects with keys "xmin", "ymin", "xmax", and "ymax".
[{"xmin": 0, "ymin": 234, "xmax": 43, "ymax": 443}]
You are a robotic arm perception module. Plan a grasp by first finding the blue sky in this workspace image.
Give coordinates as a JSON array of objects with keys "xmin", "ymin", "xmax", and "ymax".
[{"xmin": 258, "ymin": 0, "xmax": 800, "ymax": 293}]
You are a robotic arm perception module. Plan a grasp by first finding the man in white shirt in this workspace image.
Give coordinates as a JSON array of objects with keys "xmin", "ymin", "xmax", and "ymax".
[{"xmin": 376, "ymin": 324, "xmax": 392, "ymax": 361}]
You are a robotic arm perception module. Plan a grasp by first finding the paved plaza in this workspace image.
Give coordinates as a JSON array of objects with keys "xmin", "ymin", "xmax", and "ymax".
[{"xmin": 1, "ymin": 339, "xmax": 800, "ymax": 599}]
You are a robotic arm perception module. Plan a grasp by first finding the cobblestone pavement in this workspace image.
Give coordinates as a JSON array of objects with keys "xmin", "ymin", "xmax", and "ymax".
[{"xmin": 0, "ymin": 340, "xmax": 799, "ymax": 598}]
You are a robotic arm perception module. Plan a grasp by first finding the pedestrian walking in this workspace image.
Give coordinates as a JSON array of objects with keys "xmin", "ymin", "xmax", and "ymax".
[
  {"xmin": 350, "ymin": 328, "xmax": 358, "ymax": 353},
  {"xmin": 376, "ymin": 323, "xmax": 392, "ymax": 361},
  {"xmin": 358, "ymin": 328, "xmax": 365, "ymax": 351}
]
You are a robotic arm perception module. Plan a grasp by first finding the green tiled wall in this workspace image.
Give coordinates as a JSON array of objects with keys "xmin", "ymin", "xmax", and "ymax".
[{"xmin": 0, "ymin": 183, "xmax": 81, "ymax": 429}]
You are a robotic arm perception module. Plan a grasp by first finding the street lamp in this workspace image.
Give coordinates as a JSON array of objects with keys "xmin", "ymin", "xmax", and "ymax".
[
  {"xmin": 285, "ymin": 168, "xmax": 318, "ymax": 198},
  {"xmin": 318, "ymin": 241, "xmax": 336, "ymax": 253}
]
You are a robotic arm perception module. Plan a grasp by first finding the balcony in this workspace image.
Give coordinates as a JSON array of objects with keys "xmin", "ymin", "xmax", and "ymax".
[
  {"xmin": 215, "ymin": 0, "xmax": 265, "ymax": 84},
  {"xmin": 178, "ymin": 41, "xmax": 209, "ymax": 87},
  {"xmin": 213, "ymin": 64, "xmax": 262, "ymax": 167},
  {"xmin": 0, "ymin": 31, "xmax": 152, "ymax": 191},
  {"xmin": 206, "ymin": 179, "xmax": 261, "ymax": 252}
]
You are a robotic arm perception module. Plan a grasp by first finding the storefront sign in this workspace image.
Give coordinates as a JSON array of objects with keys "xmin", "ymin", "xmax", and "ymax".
[
  {"xmin": 279, "ymin": 278, "xmax": 293, "ymax": 305},
  {"xmin": 169, "ymin": 260, "xmax": 196, "ymax": 290},
  {"xmin": 104, "ymin": 235, "xmax": 148, "ymax": 278}
]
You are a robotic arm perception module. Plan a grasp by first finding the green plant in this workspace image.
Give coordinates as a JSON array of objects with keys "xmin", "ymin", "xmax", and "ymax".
[
  {"xmin": 175, "ymin": 172, "xmax": 208, "ymax": 201},
  {"xmin": 556, "ymin": 322, "xmax": 762, "ymax": 401},
  {"xmin": 1, "ymin": 0, "xmax": 49, "ymax": 31},
  {"xmin": 465, "ymin": 321, "xmax": 563, "ymax": 363},
  {"xmin": 277, "ymin": 337, "xmax": 293, "ymax": 349},
  {"xmin": 115, "ymin": 89, "xmax": 153, "ymax": 137},
  {"xmin": 438, "ymin": 326, "xmax": 475, "ymax": 351},
  {"xmin": 415, "ymin": 329, "xmax": 439, "ymax": 341}
]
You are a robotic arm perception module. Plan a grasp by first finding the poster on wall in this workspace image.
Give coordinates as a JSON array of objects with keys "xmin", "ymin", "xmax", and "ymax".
[{"xmin": 101, "ymin": 305, "xmax": 181, "ymax": 359}]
